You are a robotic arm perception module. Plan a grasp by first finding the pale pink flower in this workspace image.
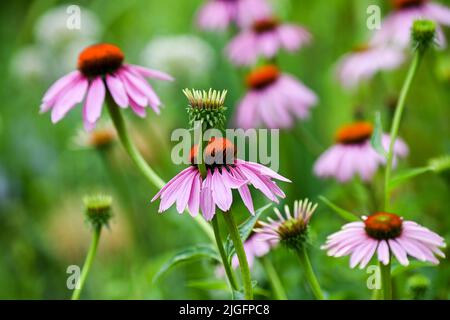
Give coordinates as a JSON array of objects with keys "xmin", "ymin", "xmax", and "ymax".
[
  {"xmin": 235, "ymin": 65, "xmax": 317, "ymax": 129},
  {"xmin": 227, "ymin": 17, "xmax": 311, "ymax": 66},
  {"xmin": 152, "ymin": 138, "xmax": 290, "ymax": 221},
  {"xmin": 40, "ymin": 43, "xmax": 173, "ymax": 130},
  {"xmin": 314, "ymin": 122, "xmax": 409, "ymax": 182},
  {"xmin": 231, "ymin": 231, "xmax": 277, "ymax": 269},
  {"xmin": 371, "ymin": 0, "xmax": 450, "ymax": 49},
  {"xmin": 322, "ymin": 212, "xmax": 446, "ymax": 268},
  {"xmin": 197, "ymin": 0, "xmax": 272, "ymax": 31},
  {"xmin": 336, "ymin": 45, "xmax": 405, "ymax": 89}
]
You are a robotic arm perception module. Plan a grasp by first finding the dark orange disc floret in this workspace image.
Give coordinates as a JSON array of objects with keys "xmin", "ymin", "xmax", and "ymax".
[
  {"xmin": 364, "ymin": 212, "xmax": 403, "ymax": 240},
  {"xmin": 392, "ymin": 0, "xmax": 427, "ymax": 10},
  {"xmin": 78, "ymin": 43, "xmax": 124, "ymax": 77},
  {"xmin": 246, "ymin": 65, "xmax": 280, "ymax": 90},
  {"xmin": 252, "ymin": 17, "xmax": 279, "ymax": 33},
  {"xmin": 189, "ymin": 137, "xmax": 236, "ymax": 167},
  {"xmin": 335, "ymin": 121, "xmax": 373, "ymax": 145}
]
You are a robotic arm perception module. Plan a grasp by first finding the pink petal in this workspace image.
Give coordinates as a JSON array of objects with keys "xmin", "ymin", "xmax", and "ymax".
[
  {"xmin": 83, "ymin": 77, "xmax": 105, "ymax": 124},
  {"xmin": 106, "ymin": 74, "xmax": 129, "ymax": 108},
  {"xmin": 51, "ymin": 77, "xmax": 89, "ymax": 123}
]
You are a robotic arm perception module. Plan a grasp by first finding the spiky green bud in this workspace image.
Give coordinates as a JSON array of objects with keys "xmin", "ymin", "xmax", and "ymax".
[
  {"xmin": 183, "ymin": 88, "xmax": 227, "ymax": 131},
  {"xmin": 412, "ymin": 19, "xmax": 436, "ymax": 53},
  {"xmin": 84, "ymin": 194, "xmax": 113, "ymax": 229}
]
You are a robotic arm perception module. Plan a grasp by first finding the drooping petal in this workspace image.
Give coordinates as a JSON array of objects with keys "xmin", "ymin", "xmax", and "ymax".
[
  {"xmin": 83, "ymin": 77, "xmax": 105, "ymax": 124},
  {"xmin": 106, "ymin": 74, "xmax": 129, "ymax": 108},
  {"xmin": 51, "ymin": 77, "xmax": 89, "ymax": 123}
]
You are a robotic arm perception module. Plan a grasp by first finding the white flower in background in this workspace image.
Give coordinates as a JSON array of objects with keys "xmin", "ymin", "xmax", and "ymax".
[
  {"xmin": 140, "ymin": 35, "xmax": 214, "ymax": 81},
  {"xmin": 10, "ymin": 46, "xmax": 48, "ymax": 80},
  {"xmin": 34, "ymin": 5, "xmax": 101, "ymax": 48}
]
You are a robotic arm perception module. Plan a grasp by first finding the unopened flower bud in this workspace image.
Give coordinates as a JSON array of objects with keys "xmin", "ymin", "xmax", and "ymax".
[
  {"xmin": 84, "ymin": 194, "xmax": 113, "ymax": 229},
  {"xmin": 183, "ymin": 88, "xmax": 227, "ymax": 131},
  {"xmin": 412, "ymin": 19, "xmax": 436, "ymax": 53}
]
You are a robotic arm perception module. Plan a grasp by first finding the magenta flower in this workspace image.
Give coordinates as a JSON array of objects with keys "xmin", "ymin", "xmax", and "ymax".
[
  {"xmin": 235, "ymin": 65, "xmax": 317, "ymax": 129},
  {"xmin": 40, "ymin": 43, "xmax": 173, "ymax": 130},
  {"xmin": 254, "ymin": 199, "xmax": 317, "ymax": 246},
  {"xmin": 314, "ymin": 122, "xmax": 408, "ymax": 182},
  {"xmin": 197, "ymin": 0, "xmax": 271, "ymax": 31},
  {"xmin": 227, "ymin": 17, "xmax": 311, "ymax": 65},
  {"xmin": 371, "ymin": 0, "xmax": 450, "ymax": 49},
  {"xmin": 322, "ymin": 212, "xmax": 446, "ymax": 268},
  {"xmin": 336, "ymin": 45, "xmax": 404, "ymax": 89},
  {"xmin": 152, "ymin": 138, "xmax": 290, "ymax": 221}
]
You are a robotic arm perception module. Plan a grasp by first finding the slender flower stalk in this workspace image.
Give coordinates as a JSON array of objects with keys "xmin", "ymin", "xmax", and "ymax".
[
  {"xmin": 71, "ymin": 225, "xmax": 101, "ymax": 300},
  {"xmin": 384, "ymin": 20, "xmax": 436, "ymax": 210},
  {"xmin": 223, "ymin": 210, "xmax": 253, "ymax": 300},
  {"xmin": 295, "ymin": 246, "xmax": 325, "ymax": 300},
  {"xmin": 105, "ymin": 96, "xmax": 215, "ymax": 241},
  {"xmin": 261, "ymin": 256, "xmax": 287, "ymax": 300},
  {"xmin": 72, "ymin": 195, "xmax": 112, "ymax": 300},
  {"xmin": 211, "ymin": 216, "xmax": 238, "ymax": 291},
  {"xmin": 383, "ymin": 52, "xmax": 421, "ymax": 210},
  {"xmin": 379, "ymin": 260, "xmax": 392, "ymax": 300}
]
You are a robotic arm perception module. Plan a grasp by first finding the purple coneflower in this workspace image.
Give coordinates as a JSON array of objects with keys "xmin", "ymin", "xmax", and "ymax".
[
  {"xmin": 40, "ymin": 43, "xmax": 173, "ymax": 130},
  {"xmin": 336, "ymin": 45, "xmax": 405, "ymax": 89},
  {"xmin": 255, "ymin": 199, "xmax": 325, "ymax": 299},
  {"xmin": 314, "ymin": 122, "xmax": 408, "ymax": 182},
  {"xmin": 197, "ymin": 0, "xmax": 271, "ymax": 31},
  {"xmin": 227, "ymin": 17, "xmax": 311, "ymax": 66},
  {"xmin": 152, "ymin": 137, "xmax": 290, "ymax": 221},
  {"xmin": 322, "ymin": 212, "xmax": 446, "ymax": 268},
  {"xmin": 235, "ymin": 65, "xmax": 317, "ymax": 129},
  {"xmin": 371, "ymin": 0, "xmax": 450, "ymax": 49}
]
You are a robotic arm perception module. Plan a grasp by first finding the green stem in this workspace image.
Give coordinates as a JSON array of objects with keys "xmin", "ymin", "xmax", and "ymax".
[
  {"xmin": 71, "ymin": 226, "xmax": 101, "ymax": 300},
  {"xmin": 106, "ymin": 97, "xmax": 165, "ymax": 189},
  {"xmin": 380, "ymin": 261, "xmax": 392, "ymax": 300},
  {"xmin": 295, "ymin": 247, "xmax": 325, "ymax": 300},
  {"xmin": 222, "ymin": 210, "xmax": 253, "ymax": 300},
  {"xmin": 384, "ymin": 52, "xmax": 423, "ymax": 210},
  {"xmin": 261, "ymin": 256, "xmax": 287, "ymax": 300},
  {"xmin": 211, "ymin": 216, "xmax": 238, "ymax": 291},
  {"xmin": 105, "ymin": 98, "xmax": 215, "ymax": 242}
]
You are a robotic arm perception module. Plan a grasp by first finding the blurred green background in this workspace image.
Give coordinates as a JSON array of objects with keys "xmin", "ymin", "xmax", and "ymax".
[{"xmin": 0, "ymin": 0, "xmax": 449, "ymax": 299}]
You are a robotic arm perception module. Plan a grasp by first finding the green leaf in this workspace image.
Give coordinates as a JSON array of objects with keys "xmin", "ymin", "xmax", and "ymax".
[
  {"xmin": 224, "ymin": 203, "xmax": 273, "ymax": 260},
  {"xmin": 319, "ymin": 196, "xmax": 360, "ymax": 222},
  {"xmin": 371, "ymin": 112, "xmax": 387, "ymax": 158},
  {"xmin": 392, "ymin": 260, "xmax": 433, "ymax": 277},
  {"xmin": 187, "ymin": 279, "xmax": 229, "ymax": 291},
  {"xmin": 153, "ymin": 244, "xmax": 220, "ymax": 283},
  {"xmin": 388, "ymin": 167, "xmax": 430, "ymax": 190}
]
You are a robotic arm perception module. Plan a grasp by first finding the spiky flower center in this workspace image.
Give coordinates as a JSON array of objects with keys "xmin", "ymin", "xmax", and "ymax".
[
  {"xmin": 336, "ymin": 121, "xmax": 373, "ymax": 145},
  {"xmin": 78, "ymin": 43, "xmax": 124, "ymax": 77},
  {"xmin": 189, "ymin": 137, "xmax": 236, "ymax": 168},
  {"xmin": 278, "ymin": 218, "xmax": 308, "ymax": 250},
  {"xmin": 392, "ymin": 0, "xmax": 427, "ymax": 10},
  {"xmin": 84, "ymin": 194, "xmax": 113, "ymax": 228},
  {"xmin": 252, "ymin": 17, "xmax": 279, "ymax": 33},
  {"xmin": 246, "ymin": 65, "xmax": 280, "ymax": 90},
  {"xmin": 364, "ymin": 212, "xmax": 403, "ymax": 240}
]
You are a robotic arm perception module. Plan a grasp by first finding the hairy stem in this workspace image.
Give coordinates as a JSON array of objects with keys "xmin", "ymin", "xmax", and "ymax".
[
  {"xmin": 211, "ymin": 216, "xmax": 238, "ymax": 292},
  {"xmin": 295, "ymin": 247, "xmax": 325, "ymax": 300},
  {"xmin": 222, "ymin": 210, "xmax": 253, "ymax": 300},
  {"xmin": 71, "ymin": 226, "xmax": 101, "ymax": 300}
]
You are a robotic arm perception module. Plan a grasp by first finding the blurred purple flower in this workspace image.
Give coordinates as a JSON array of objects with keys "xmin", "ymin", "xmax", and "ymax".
[
  {"xmin": 152, "ymin": 138, "xmax": 290, "ymax": 221},
  {"xmin": 40, "ymin": 43, "xmax": 173, "ymax": 130},
  {"xmin": 197, "ymin": 0, "xmax": 272, "ymax": 31},
  {"xmin": 322, "ymin": 212, "xmax": 446, "ymax": 268},
  {"xmin": 227, "ymin": 17, "xmax": 311, "ymax": 66},
  {"xmin": 336, "ymin": 45, "xmax": 405, "ymax": 89},
  {"xmin": 314, "ymin": 122, "xmax": 408, "ymax": 182},
  {"xmin": 235, "ymin": 65, "xmax": 317, "ymax": 129},
  {"xmin": 371, "ymin": 0, "xmax": 450, "ymax": 49}
]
